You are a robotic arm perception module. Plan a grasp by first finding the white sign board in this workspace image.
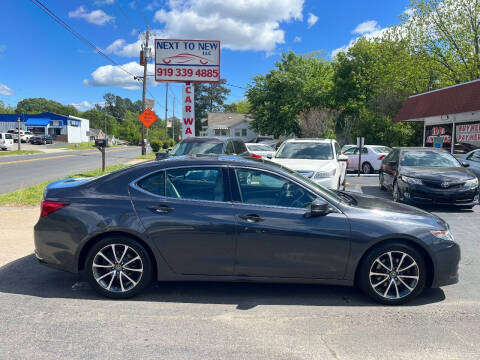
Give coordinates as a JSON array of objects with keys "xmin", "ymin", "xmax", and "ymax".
[
  {"xmin": 356, "ymin": 137, "xmax": 365, "ymax": 147},
  {"xmin": 145, "ymin": 98, "xmax": 155, "ymax": 110},
  {"xmin": 155, "ymin": 39, "xmax": 220, "ymax": 83},
  {"xmin": 182, "ymin": 84, "xmax": 195, "ymax": 138}
]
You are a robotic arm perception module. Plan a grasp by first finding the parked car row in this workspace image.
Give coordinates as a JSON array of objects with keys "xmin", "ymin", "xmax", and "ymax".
[{"xmin": 7, "ymin": 129, "xmax": 34, "ymax": 143}]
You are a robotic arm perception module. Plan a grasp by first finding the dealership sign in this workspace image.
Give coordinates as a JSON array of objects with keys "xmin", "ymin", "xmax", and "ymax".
[
  {"xmin": 456, "ymin": 123, "xmax": 480, "ymax": 142},
  {"xmin": 155, "ymin": 39, "xmax": 220, "ymax": 83},
  {"xmin": 182, "ymin": 84, "xmax": 195, "ymax": 138}
]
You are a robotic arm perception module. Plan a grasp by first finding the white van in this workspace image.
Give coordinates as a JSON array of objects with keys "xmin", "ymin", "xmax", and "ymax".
[{"xmin": 0, "ymin": 133, "xmax": 14, "ymax": 150}]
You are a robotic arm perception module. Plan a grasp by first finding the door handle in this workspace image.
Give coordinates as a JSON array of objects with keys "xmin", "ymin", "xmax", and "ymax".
[
  {"xmin": 238, "ymin": 214, "xmax": 264, "ymax": 223},
  {"xmin": 148, "ymin": 205, "xmax": 174, "ymax": 213}
]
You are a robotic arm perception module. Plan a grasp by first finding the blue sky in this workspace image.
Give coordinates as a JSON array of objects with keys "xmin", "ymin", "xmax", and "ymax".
[{"xmin": 0, "ymin": 0, "xmax": 409, "ymax": 117}]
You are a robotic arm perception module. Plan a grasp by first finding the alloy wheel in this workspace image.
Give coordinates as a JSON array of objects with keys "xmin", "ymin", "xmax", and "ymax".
[
  {"xmin": 393, "ymin": 182, "xmax": 400, "ymax": 202},
  {"xmin": 362, "ymin": 163, "xmax": 372, "ymax": 174},
  {"xmin": 369, "ymin": 251, "xmax": 419, "ymax": 300},
  {"xmin": 92, "ymin": 244, "xmax": 144, "ymax": 293}
]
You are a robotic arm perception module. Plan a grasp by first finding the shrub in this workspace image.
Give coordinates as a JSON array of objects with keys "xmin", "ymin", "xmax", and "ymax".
[
  {"xmin": 162, "ymin": 140, "xmax": 170, "ymax": 149},
  {"xmin": 169, "ymin": 139, "xmax": 176, "ymax": 147},
  {"xmin": 150, "ymin": 139, "xmax": 162, "ymax": 153}
]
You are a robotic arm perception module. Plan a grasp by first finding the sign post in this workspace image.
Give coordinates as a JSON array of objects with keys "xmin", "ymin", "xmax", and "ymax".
[
  {"xmin": 357, "ymin": 136, "xmax": 365, "ymax": 177},
  {"xmin": 95, "ymin": 130, "xmax": 107, "ymax": 172},
  {"xmin": 155, "ymin": 38, "xmax": 220, "ymax": 140}
]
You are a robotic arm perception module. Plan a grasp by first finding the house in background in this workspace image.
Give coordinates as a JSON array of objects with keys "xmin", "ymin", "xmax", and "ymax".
[{"xmin": 200, "ymin": 112, "xmax": 257, "ymax": 141}]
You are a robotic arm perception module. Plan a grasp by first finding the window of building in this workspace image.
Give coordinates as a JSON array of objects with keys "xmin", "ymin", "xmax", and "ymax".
[{"xmin": 241, "ymin": 129, "xmax": 247, "ymax": 137}]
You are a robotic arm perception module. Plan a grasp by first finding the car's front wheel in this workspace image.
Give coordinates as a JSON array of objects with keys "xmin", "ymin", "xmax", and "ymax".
[
  {"xmin": 358, "ymin": 242, "xmax": 426, "ymax": 305},
  {"xmin": 85, "ymin": 236, "xmax": 153, "ymax": 299},
  {"xmin": 392, "ymin": 181, "xmax": 401, "ymax": 202}
]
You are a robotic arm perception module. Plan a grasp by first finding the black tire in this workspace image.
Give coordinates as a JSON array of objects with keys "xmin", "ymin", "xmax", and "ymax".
[
  {"xmin": 379, "ymin": 173, "xmax": 386, "ymax": 190},
  {"xmin": 358, "ymin": 242, "xmax": 426, "ymax": 305},
  {"xmin": 85, "ymin": 236, "xmax": 153, "ymax": 299},
  {"xmin": 392, "ymin": 181, "xmax": 401, "ymax": 202},
  {"xmin": 362, "ymin": 162, "xmax": 373, "ymax": 174}
]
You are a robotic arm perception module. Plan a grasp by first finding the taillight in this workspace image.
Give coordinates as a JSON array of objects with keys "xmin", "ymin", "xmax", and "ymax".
[
  {"xmin": 250, "ymin": 153, "xmax": 262, "ymax": 159},
  {"xmin": 378, "ymin": 155, "xmax": 386, "ymax": 160},
  {"xmin": 41, "ymin": 201, "xmax": 69, "ymax": 217}
]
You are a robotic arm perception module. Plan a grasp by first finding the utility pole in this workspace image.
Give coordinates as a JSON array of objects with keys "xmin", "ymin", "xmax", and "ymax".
[
  {"xmin": 172, "ymin": 95, "xmax": 175, "ymax": 141},
  {"xmin": 140, "ymin": 25, "xmax": 150, "ymax": 155},
  {"xmin": 164, "ymin": 82, "xmax": 168, "ymax": 140},
  {"xmin": 17, "ymin": 115, "xmax": 21, "ymax": 151}
]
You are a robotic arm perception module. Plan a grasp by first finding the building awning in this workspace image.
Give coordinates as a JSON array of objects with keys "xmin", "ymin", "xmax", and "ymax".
[{"xmin": 25, "ymin": 118, "xmax": 50, "ymax": 126}]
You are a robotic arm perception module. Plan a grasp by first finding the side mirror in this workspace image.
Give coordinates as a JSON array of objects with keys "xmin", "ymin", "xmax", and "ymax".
[
  {"xmin": 308, "ymin": 197, "xmax": 330, "ymax": 217},
  {"xmin": 338, "ymin": 154, "xmax": 348, "ymax": 162},
  {"xmin": 461, "ymin": 161, "xmax": 470, "ymax": 167},
  {"xmin": 267, "ymin": 154, "xmax": 273, "ymax": 159}
]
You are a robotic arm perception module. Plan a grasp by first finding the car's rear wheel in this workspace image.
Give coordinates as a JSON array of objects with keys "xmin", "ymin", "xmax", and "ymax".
[
  {"xmin": 85, "ymin": 236, "xmax": 153, "ymax": 299},
  {"xmin": 358, "ymin": 243, "xmax": 426, "ymax": 305},
  {"xmin": 362, "ymin": 162, "xmax": 373, "ymax": 174}
]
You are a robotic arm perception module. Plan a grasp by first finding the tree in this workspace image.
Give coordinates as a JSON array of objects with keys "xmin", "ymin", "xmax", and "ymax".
[
  {"xmin": 15, "ymin": 98, "xmax": 79, "ymax": 116},
  {"xmin": 247, "ymin": 51, "xmax": 333, "ymax": 137},
  {"xmin": 81, "ymin": 108, "xmax": 118, "ymax": 135},
  {"xmin": 103, "ymin": 93, "xmax": 142, "ymax": 121},
  {"xmin": 223, "ymin": 100, "xmax": 251, "ymax": 113},
  {"xmin": 0, "ymin": 100, "xmax": 15, "ymax": 114},
  {"xmin": 403, "ymin": 0, "xmax": 480, "ymax": 83},
  {"xmin": 298, "ymin": 108, "xmax": 342, "ymax": 139},
  {"xmin": 194, "ymin": 79, "xmax": 230, "ymax": 133}
]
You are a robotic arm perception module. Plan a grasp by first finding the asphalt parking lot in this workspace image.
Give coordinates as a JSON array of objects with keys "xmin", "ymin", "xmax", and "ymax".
[{"xmin": 0, "ymin": 176, "xmax": 479, "ymax": 359}]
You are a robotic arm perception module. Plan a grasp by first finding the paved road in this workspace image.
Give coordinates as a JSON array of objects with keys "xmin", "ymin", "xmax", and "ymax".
[
  {"xmin": 0, "ymin": 177, "xmax": 479, "ymax": 359},
  {"xmin": 0, "ymin": 147, "xmax": 142, "ymax": 193}
]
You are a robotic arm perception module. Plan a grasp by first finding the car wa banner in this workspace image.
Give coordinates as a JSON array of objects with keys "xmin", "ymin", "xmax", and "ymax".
[{"xmin": 182, "ymin": 84, "xmax": 195, "ymax": 138}]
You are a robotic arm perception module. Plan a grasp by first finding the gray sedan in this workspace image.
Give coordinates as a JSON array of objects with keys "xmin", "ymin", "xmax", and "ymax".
[
  {"xmin": 34, "ymin": 156, "xmax": 460, "ymax": 305},
  {"xmin": 463, "ymin": 149, "xmax": 480, "ymax": 178}
]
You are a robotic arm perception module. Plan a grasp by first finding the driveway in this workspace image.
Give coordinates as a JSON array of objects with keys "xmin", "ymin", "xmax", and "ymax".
[{"xmin": 0, "ymin": 177, "xmax": 479, "ymax": 359}]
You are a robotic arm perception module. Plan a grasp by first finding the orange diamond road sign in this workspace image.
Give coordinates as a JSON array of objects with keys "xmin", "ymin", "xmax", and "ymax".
[{"xmin": 138, "ymin": 108, "xmax": 158, "ymax": 128}]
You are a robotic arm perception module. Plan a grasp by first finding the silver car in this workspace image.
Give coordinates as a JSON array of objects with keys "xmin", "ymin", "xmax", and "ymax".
[{"xmin": 463, "ymin": 149, "xmax": 480, "ymax": 179}]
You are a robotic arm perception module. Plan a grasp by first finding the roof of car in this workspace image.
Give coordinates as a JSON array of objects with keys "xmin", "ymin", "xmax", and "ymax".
[
  {"xmin": 179, "ymin": 136, "xmax": 242, "ymax": 143},
  {"xmin": 393, "ymin": 147, "xmax": 447, "ymax": 151},
  {"xmin": 283, "ymin": 138, "xmax": 333, "ymax": 143}
]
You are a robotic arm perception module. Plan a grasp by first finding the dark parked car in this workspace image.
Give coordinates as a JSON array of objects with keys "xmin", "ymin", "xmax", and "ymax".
[
  {"xmin": 170, "ymin": 137, "xmax": 256, "ymax": 157},
  {"xmin": 30, "ymin": 134, "xmax": 53, "ymax": 145},
  {"xmin": 463, "ymin": 149, "xmax": 480, "ymax": 179},
  {"xmin": 35, "ymin": 156, "xmax": 460, "ymax": 304},
  {"xmin": 379, "ymin": 147, "xmax": 479, "ymax": 208}
]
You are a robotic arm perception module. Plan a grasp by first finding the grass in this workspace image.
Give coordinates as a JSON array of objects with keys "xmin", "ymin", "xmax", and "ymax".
[
  {"xmin": 0, "ymin": 163, "xmax": 130, "ymax": 207},
  {"xmin": 62, "ymin": 142, "xmax": 95, "ymax": 150},
  {"xmin": 135, "ymin": 152, "xmax": 156, "ymax": 160},
  {"xmin": 0, "ymin": 150, "xmax": 42, "ymax": 156}
]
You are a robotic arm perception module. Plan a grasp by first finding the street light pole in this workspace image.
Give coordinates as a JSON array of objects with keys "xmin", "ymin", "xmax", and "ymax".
[{"xmin": 164, "ymin": 82, "xmax": 168, "ymax": 140}]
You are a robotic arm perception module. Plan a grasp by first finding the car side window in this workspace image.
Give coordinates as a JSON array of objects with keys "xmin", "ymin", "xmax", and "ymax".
[
  {"xmin": 166, "ymin": 167, "xmax": 225, "ymax": 202},
  {"xmin": 362, "ymin": 147, "xmax": 368, "ymax": 154},
  {"xmin": 344, "ymin": 147, "xmax": 357, "ymax": 155},
  {"xmin": 226, "ymin": 141, "xmax": 235, "ymax": 154},
  {"xmin": 234, "ymin": 168, "xmax": 315, "ymax": 209},
  {"xmin": 334, "ymin": 142, "xmax": 341, "ymax": 157},
  {"xmin": 137, "ymin": 171, "xmax": 165, "ymax": 196},
  {"xmin": 467, "ymin": 150, "xmax": 480, "ymax": 162}
]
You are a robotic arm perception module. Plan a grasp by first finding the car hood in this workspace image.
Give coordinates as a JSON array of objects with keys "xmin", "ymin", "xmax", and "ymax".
[
  {"xmin": 400, "ymin": 166, "xmax": 475, "ymax": 181},
  {"xmin": 271, "ymin": 158, "xmax": 336, "ymax": 172},
  {"xmin": 343, "ymin": 191, "xmax": 447, "ymax": 228}
]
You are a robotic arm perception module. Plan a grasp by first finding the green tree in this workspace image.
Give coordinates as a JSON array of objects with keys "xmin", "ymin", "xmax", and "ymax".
[
  {"xmin": 81, "ymin": 109, "xmax": 118, "ymax": 136},
  {"xmin": 0, "ymin": 100, "xmax": 15, "ymax": 113},
  {"xmin": 15, "ymin": 98, "xmax": 79, "ymax": 116},
  {"xmin": 247, "ymin": 51, "xmax": 333, "ymax": 137},
  {"xmin": 194, "ymin": 79, "xmax": 230, "ymax": 133},
  {"xmin": 223, "ymin": 100, "xmax": 251, "ymax": 113},
  {"xmin": 403, "ymin": 0, "xmax": 480, "ymax": 83}
]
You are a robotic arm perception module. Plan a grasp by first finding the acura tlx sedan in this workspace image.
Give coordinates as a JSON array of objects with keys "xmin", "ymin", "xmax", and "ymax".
[{"xmin": 34, "ymin": 156, "xmax": 460, "ymax": 305}]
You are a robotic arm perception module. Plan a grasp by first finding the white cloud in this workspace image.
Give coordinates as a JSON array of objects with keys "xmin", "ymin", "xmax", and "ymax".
[
  {"xmin": 307, "ymin": 13, "xmax": 318, "ymax": 28},
  {"xmin": 71, "ymin": 101, "xmax": 93, "ymax": 110},
  {"xmin": 352, "ymin": 20, "xmax": 380, "ymax": 35},
  {"xmin": 83, "ymin": 61, "xmax": 157, "ymax": 90},
  {"xmin": 0, "ymin": 83, "xmax": 14, "ymax": 96},
  {"xmin": 68, "ymin": 6, "xmax": 114, "ymax": 25},
  {"xmin": 294, "ymin": 36, "xmax": 302, "ymax": 43},
  {"xmin": 331, "ymin": 20, "xmax": 388, "ymax": 58},
  {"xmin": 145, "ymin": 0, "xmax": 161, "ymax": 11},
  {"xmin": 107, "ymin": 0, "xmax": 304, "ymax": 54},
  {"xmin": 94, "ymin": 0, "xmax": 115, "ymax": 5}
]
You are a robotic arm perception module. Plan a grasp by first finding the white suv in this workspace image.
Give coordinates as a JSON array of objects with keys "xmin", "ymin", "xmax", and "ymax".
[
  {"xmin": 0, "ymin": 133, "xmax": 14, "ymax": 150},
  {"xmin": 271, "ymin": 138, "xmax": 348, "ymax": 190}
]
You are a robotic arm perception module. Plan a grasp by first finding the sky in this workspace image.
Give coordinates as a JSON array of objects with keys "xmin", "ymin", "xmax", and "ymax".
[{"xmin": 0, "ymin": 0, "xmax": 410, "ymax": 118}]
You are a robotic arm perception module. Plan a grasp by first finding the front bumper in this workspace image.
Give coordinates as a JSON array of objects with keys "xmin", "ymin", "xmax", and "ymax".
[
  {"xmin": 311, "ymin": 176, "xmax": 337, "ymax": 189},
  {"xmin": 431, "ymin": 240, "xmax": 460, "ymax": 287},
  {"xmin": 399, "ymin": 181, "xmax": 479, "ymax": 206}
]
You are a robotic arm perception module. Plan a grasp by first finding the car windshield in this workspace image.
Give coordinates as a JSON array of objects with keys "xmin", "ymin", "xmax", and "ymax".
[
  {"xmin": 371, "ymin": 146, "xmax": 391, "ymax": 154},
  {"xmin": 276, "ymin": 142, "xmax": 333, "ymax": 160},
  {"xmin": 247, "ymin": 144, "xmax": 273, "ymax": 152},
  {"xmin": 400, "ymin": 150, "xmax": 461, "ymax": 167},
  {"xmin": 171, "ymin": 140, "xmax": 224, "ymax": 155}
]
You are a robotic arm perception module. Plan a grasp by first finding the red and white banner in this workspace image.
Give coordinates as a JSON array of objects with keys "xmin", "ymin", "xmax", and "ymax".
[{"xmin": 182, "ymin": 84, "xmax": 195, "ymax": 138}]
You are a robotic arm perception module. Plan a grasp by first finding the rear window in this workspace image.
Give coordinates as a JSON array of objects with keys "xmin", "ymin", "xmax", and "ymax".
[
  {"xmin": 5, "ymin": 134, "xmax": 12, "ymax": 139},
  {"xmin": 171, "ymin": 140, "xmax": 224, "ymax": 155},
  {"xmin": 371, "ymin": 146, "xmax": 391, "ymax": 154}
]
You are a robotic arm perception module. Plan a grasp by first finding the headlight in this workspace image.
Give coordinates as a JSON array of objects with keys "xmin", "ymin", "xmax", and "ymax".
[
  {"xmin": 464, "ymin": 178, "xmax": 478, "ymax": 189},
  {"xmin": 314, "ymin": 169, "xmax": 336, "ymax": 178},
  {"xmin": 430, "ymin": 230, "xmax": 454, "ymax": 242},
  {"xmin": 400, "ymin": 175, "xmax": 423, "ymax": 185}
]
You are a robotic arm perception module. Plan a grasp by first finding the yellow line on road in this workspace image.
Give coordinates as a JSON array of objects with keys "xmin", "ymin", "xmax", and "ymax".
[{"xmin": 0, "ymin": 154, "xmax": 76, "ymax": 166}]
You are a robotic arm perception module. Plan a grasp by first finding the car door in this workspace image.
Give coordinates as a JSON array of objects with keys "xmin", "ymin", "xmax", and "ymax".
[
  {"xmin": 382, "ymin": 150, "xmax": 399, "ymax": 189},
  {"xmin": 130, "ymin": 166, "xmax": 237, "ymax": 276},
  {"xmin": 343, "ymin": 147, "xmax": 358, "ymax": 170},
  {"xmin": 230, "ymin": 167, "xmax": 351, "ymax": 279},
  {"xmin": 465, "ymin": 150, "xmax": 480, "ymax": 178}
]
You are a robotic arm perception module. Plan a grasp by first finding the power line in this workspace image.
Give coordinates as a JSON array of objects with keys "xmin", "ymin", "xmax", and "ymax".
[
  {"xmin": 29, "ymin": 0, "xmax": 137, "ymax": 79},
  {"xmin": 226, "ymin": 83, "xmax": 247, "ymax": 90}
]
